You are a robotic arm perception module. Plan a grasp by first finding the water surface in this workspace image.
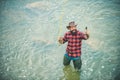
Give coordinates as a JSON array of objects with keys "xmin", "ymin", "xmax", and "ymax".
[{"xmin": 0, "ymin": 0, "xmax": 120, "ymax": 80}]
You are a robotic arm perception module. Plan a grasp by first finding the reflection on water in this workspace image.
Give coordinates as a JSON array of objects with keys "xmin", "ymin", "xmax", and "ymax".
[{"xmin": 60, "ymin": 65, "xmax": 80, "ymax": 80}]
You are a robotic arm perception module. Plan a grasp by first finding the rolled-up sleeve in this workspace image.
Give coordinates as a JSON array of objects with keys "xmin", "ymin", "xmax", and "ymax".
[
  {"xmin": 63, "ymin": 33, "xmax": 68, "ymax": 43},
  {"xmin": 81, "ymin": 32, "xmax": 88, "ymax": 40}
]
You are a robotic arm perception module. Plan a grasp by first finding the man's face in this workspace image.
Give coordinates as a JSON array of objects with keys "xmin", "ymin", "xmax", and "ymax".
[{"xmin": 68, "ymin": 26, "xmax": 76, "ymax": 31}]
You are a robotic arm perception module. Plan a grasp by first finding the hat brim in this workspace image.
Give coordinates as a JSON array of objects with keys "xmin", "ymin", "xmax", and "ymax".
[{"xmin": 66, "ymin": 25, "xmax": 77, "ymax": 29}]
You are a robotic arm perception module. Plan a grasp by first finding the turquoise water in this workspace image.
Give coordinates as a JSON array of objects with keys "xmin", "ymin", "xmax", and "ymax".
[{"xmin": 0, "ymin": 0, "xmax": 120, "ymax": 80}]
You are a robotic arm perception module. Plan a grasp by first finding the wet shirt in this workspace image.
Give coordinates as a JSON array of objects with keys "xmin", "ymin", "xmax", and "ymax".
[{"xmin": 63, "ymin": 30, "xmax": 87, "ymax": 57}]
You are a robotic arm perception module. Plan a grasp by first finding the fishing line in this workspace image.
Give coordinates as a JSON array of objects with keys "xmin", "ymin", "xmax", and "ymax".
[{"xmin": 58, "ymin": 0, "xmax": 69, "ymax": 46}]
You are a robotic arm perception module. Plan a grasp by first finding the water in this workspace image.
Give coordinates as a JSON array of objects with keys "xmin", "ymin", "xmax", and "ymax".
[{"xmin": 0, "ymin": 0, "xmax": 120, "ymax": 80}]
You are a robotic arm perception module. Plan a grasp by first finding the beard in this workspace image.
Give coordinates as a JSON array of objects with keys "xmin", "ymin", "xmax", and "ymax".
[{"xmin": 70, "ymin": 29, "xmax": 77, "ymax": 35}]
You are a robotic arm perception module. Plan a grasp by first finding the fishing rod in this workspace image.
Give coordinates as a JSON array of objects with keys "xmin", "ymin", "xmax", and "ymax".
[
  {"xmin": 85, "ymin": 26, "xmax": 88, "ymax": 34},
  {"xmin": 85, "ymin": 26, "xmax": 87, "ymax": 30},
  {"xmin": 85, "ymin": 26, "xmax": 90, "ymax": 40},
  {"xmin": 58, "ymin": 0, "xmax": 69, "ymax": 46}
]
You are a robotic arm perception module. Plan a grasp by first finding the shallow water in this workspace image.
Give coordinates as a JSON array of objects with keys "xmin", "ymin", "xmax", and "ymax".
[{"xmin": 0, "ymin": 0, "xmax": 120, "ymax": 80}]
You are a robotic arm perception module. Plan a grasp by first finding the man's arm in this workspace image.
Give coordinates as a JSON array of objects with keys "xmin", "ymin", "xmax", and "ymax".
[
  {"xmin": 84, "ymin": 33, "xmax": 89, "ymax": 40},
  {"xmin": 58, "ymin": 37, "xmax": 64, "ymax": 44},
  {"xmin": 58, "ymin": 33, "xmax": 68, "ymax": 44}
]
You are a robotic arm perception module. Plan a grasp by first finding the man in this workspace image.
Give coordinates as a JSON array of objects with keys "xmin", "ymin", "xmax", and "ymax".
[{"xmin": 58, "ymin": 21, "xmax": 89, "ymax": 71}]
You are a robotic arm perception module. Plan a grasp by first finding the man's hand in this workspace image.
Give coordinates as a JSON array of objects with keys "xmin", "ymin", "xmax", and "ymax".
[
  {"xmin": 58, "ymin": 37, "xmax": 64, "ymax": 44},
  {"xmin": 85, "ymin": 27, "xmax": 90, "ymax": 39}
]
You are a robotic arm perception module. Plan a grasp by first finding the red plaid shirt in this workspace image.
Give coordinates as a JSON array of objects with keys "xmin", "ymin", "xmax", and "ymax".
[{"xmin": 63, "ymin": 29, "xmax": 87, "ymax": 57}]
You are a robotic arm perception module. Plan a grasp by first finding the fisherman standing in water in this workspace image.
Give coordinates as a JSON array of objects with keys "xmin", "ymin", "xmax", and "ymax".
[{"xmin": 58, "ymin": 21, "xmax": 89, "ymax": 71}]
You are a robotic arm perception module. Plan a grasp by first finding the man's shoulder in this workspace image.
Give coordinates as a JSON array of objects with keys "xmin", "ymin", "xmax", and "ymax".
[
  {"xmin": 65, "ymin": 31, "xmax": 71, "ymax": 35},
  {"xmin": 77, "ymin": 30, "xmax": 83, "ymax": 34}
]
